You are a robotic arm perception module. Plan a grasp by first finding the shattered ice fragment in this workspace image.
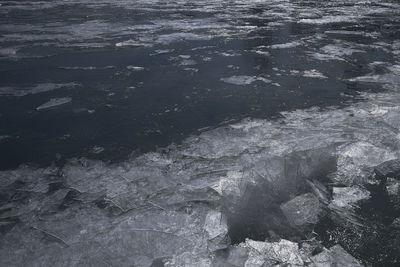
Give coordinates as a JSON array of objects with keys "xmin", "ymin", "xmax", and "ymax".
[
  {"xmin": 330, "ymin": 186, "xmax": 370, "ymax": 209},
  {"xmin": 241, "ymin": 239, "xmax": 304, "ymax": 266},
  {"xmin": 374, "ymin": 159, "xmax": 400, "ymax": 178},
  {"xmin": 36, "ymin": 97, "xmax": 72, "ymax": 110},
  {"xmin": 280, "ymin": 193, "xmax": 323, "ymax": 227},
  {"xmin": 385, "ymin": 178, "xmax": 400, "ymax": 207},
  {"xmin": 334, "ymin": 142, "xmax": 396, "ymax": 185},
  {"xmin": 310, "ymin": 245, "xmax": 363, "ymax": 267},
  {"xmin": 90, "ymin": 146, "xmax": 105, "ymax": 154},
  {"xmin": 204, "ymin": 210, "xmax": 229, "ymax": 251},
  {"xmin": 165, "ymin": 252, "xmax": 212, "ymax": 267},
  {"xmin": 204, "ymin": 210, "xmax": 228, "ymax": 240}
]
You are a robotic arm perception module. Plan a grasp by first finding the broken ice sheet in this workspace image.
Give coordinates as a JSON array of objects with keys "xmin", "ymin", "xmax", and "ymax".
[
  {"xmin": 310, "ymin": 245, "xmax": 363, "ymax": 267},
  {"xmin": 329, "ymin": 186, "xmax": 371, "ymax": 210},
  {"xmin": 332, "ymin": 142, "xmax": 397, "ymax": 185},
  {"xmin": 280, "ymin": 193, "xmax": 323, "ymax": 228},
  {"xmin": 240, "ymin": 239, "xmax": 304, "ymax": 266}
]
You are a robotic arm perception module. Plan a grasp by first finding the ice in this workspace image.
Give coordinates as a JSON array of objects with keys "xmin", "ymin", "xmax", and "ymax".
[
  {"xmin": 320, "ymin": 44, "xmax": 364, "ymax": 57},
  {"xmin": 302, "ymin": 70, "xmax": 327, "ymax": 79},
  {"xmin": 126, "ymin": 65, "xmax": 145, "ymax": 71},
  {"xmin": 310, "ymin": 245, "xmax": 363, "ymax": 267},
  {"xmin": 180, "ymin": 59, "xmax": 197, "ymax": 66},
  {"xmin": 333, "ymin": 142, "xmax": 397, "ymax": 185},
  {"xmin": 240, "ymin": 239, "xmax": 304, "ymax": 266},
  {"xmin": 375, "ymin": 159, "xmax": 400, "ymax": 179},
  {"xmin": 6, "ymin": 68, "xmax": 399, "ymax": 265},
  {"xmin": 330, "ymin": 186, "xmax": 370, "ymax": 209},
  {"xmin": 36, "ymin": 97, "xmax": 72, "ymax": 110},
  {"xmin": 220, "ymin": 75, "xmax": 271, "ymax": 85},
  {"xmin": 2, "ymin": 0, "xmax": 400, "ymax": 264},
  {"xmin": 60, "ymin": 66, "xmax": 97, "ymax": 70},
  {"xmin": 157, "ymin": 32, "xmax": 212, "ymax": 45},
  {"xmin": 280, "ymin": 193, "xmax": 323, "ymax": 227},
  {"xmin": 269, "ymin": 41, "xmax": 301, "ymax": 49},
  {"xmin": 0, "ymin": 83, "xmax": 78, "ymax": 97},
  {"xmin": 348, "ymin": 74, "xmax": 400, "ymax": 85},
  {"xmin": 386, "ymin": 178, "xmax": 400, "ymax": 207},
  {"xmin": 115, "ymin": 39, "xmax": 151, "ymax": 48},
  {"xmin": 0, "ymin": 135, "xmax": 10, "ymax": 142},
  {"xmin": 0, "ymin": 47, "xmax": 17, "ymax": 57},
  {"xmin": 299, "ymin": 15, "xmax": 357, "ymax": 25},
  {"xmin": 309, "ymin": 52, "xmax": 344, "ymax": 61}
]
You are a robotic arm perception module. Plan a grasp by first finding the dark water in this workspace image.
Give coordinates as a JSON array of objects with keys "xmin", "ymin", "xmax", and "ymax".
[{"xmin": 1, "ymin": 0, "xmax": 398, "ymax": 169}]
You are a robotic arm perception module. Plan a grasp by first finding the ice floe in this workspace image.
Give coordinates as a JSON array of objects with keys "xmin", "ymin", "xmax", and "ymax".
[
  {"xmin": 36, "ymin": 97, "xmax": 72, "ymax": 110},
  {"xmin": 0, "ymin": 83, "xmax": 78, "ymax": 97},
  {"xmin": 220, "ymin": 75, "xmax": 271, "ymax": 86}
]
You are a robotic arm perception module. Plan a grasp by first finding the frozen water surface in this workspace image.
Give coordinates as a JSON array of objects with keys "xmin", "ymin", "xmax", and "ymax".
[{"xmin": 1, "ymin": 0, "xmax": 400, "ymax": 266}]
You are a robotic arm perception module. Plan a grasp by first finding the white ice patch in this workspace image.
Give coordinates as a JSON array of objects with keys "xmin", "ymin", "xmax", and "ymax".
[
  {"xmin": 115, "ymin": 39, "xmax": 151, "ymax": 47},
  {"xmin": 321, "ymin": 44, "xmax": 364, "ymax": 57},
  {"xmin": 309, "ymin": 52, "xmax": 344, "ymax": 61},
  {"xmin": 334, "ymin": 142, "xmax": 397, "ymax": 185},
  {"xmin": 302, "ymin": 69, "xmax": 327, "ymax": 79},
  {"xmin": 330, "ymin": 186, "xmax": 370, "ymax": 209},
  {"xmin": 0, "ymin": 83, "xmax": 78, "ymax": 97},
  {"xmin": 269, "ymin": 41, "xmax": 301, "ymax": 49},
  {"xmin": 220, "ymin": 75, "xmax": 271, "ymax": 85},
  {"xmin": 36, "ymin": 97, "xmax": 72, "ymax": 110},
  {"xmin": 126, "ymin": 66, "xmax": 145, "ymax": 71},
  {"xmin": 157, "ymin": 32, "xmax": 211, "ymax": 45},
  {"xmin": 299, "ymin": 15, "xmax": 357, "ymax": 24},
  {"xmin": 0, "ymin": 47, "xmax": 17, "ymax": 57}
]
